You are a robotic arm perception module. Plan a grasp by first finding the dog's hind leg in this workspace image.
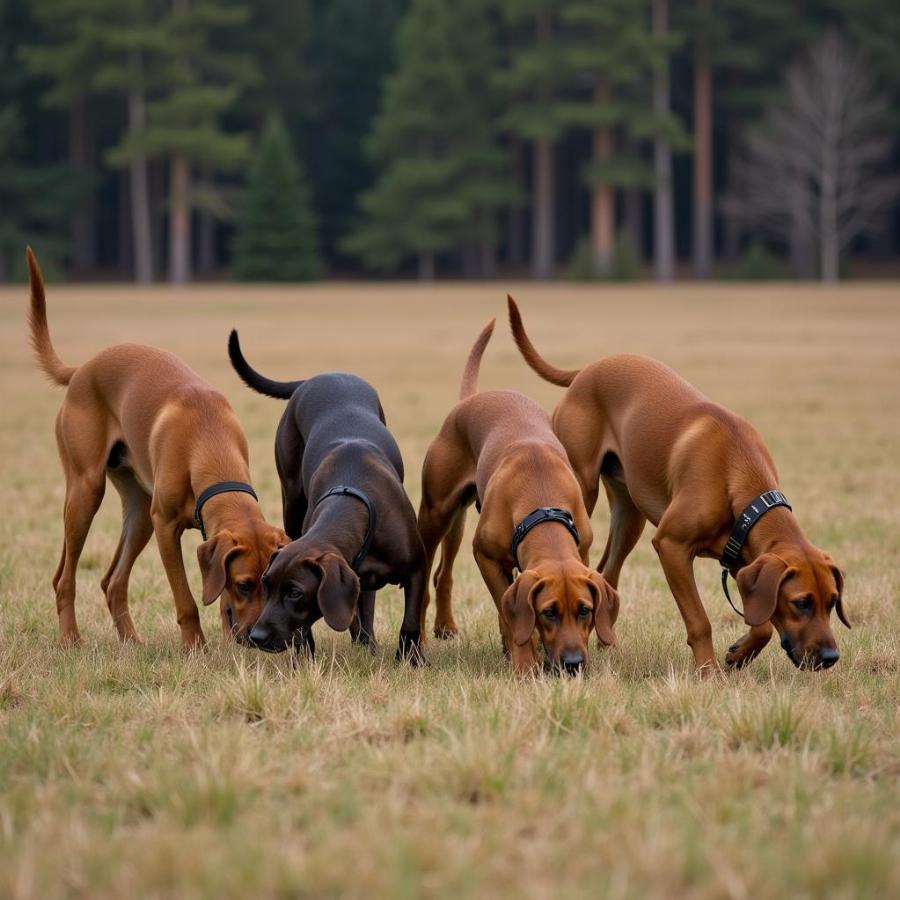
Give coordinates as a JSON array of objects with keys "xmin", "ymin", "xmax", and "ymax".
[
  {"xmin": 55, "ymin": 470, "xmax": 106, "ymax": 646},
  {"xmin": 432, "ymin": 506, "xmax": 467, "ymax": 639},
  {"xmin": 597, "ymin": 473, "xmax": 646, "ymax": 592},
  {"xmin": 101, "ymin": 467, "xmax": 152, "ymax": 643},
  {"xmin": 416, "ymin": 436, "xmax": 474, "ymax": 640}
]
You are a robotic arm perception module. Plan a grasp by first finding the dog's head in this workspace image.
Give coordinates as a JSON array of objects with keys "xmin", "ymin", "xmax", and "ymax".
[
  {"xmin": 736, "ymin": 547, "xmax": 848, "ymax": 669},
  {"xmin": 501, "ymin": 560, "xmax": 619, "ymax": 675},
  {"xmin": 248, "ymin": 542, "xmax": 360, "ymax": 652},
  {"xmin": 197, "ymin": 523, "xmax": 290, "ymax": 643}
]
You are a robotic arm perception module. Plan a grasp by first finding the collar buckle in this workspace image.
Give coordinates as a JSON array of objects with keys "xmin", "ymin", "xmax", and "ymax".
[{"xmin": 511, "ymin": 507, "xmax": 580, "ymax": 571}]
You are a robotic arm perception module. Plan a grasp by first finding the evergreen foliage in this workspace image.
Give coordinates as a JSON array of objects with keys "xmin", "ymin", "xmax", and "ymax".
[
  {"xmin": 345, "ymin": 0, "xmax": 513, "ymax": 277},
  {"xmin": 233, "ymin": 115, "xmax": 320, "ymax": 282}
]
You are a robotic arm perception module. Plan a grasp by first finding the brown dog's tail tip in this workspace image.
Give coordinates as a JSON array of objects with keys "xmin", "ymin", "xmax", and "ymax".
[
  {"xmin": 506, "ymin": 295, "xmax": 580, "ymax": 388},
  {"xmin": 459, "ymin": 318, "xmax": 496, "ymax": 400},
  {"xmin": 27, "ymin": 247, "xmax": 76, "ymax": 387}
]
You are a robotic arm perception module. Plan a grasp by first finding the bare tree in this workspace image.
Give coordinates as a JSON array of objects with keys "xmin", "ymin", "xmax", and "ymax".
[{"xmin": 724, "ymin": 32, "xmax": 899, "ymax": 282}]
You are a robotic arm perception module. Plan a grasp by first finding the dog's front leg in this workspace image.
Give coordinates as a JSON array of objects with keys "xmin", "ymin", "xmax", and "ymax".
[
  {"xmin": 475, "ymin": 550, "xmax": 538, "ymax": 676},
  {"xmin": 151, "ymin": 511, "xmax": 206, "ymax": 651},
  {"xmin": 397, "ymin": 561, "xmax": 427, "ymax": 666},
  {"xmin": 725, "ymin": 622, "xmax": 774, "ymax": 669},
  {"xmin": 651, "ymin": 531, "xmax": 719, "ymax": 677},
  {"xmin": 350, "ymin": 590, "xmax": 377, "ymax": 651}
]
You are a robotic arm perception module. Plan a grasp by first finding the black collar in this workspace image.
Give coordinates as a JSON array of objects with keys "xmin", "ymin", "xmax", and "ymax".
[
  {"xmin": 313, "ymin": 485, "xmax": 377, "ymax": 572},
  {"xmin": 720, "ymin": 489, "xmax": 792, "ymax": 615},
  {"xmin": 511, "ymin": 507, "xmax": 580, "ymax": 570},
  {"xmin": 194, "ymin": 481, "xmax": 258, "ymax": 540}
]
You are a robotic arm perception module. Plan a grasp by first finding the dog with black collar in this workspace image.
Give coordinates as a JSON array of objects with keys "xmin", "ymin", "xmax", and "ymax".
[
  {"xmin": 508, "ymin": 297, "xmax": 849, "ymax": 675},
  {"xmin": 416, "ymin": 320, "xmax": 619, "ymax": 676},
  {"xmin": 227, "ymin": 331, "xmax": 426, "ymax": 664}
]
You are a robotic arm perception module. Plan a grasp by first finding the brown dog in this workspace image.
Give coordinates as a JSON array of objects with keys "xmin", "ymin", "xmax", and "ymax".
[
  {"xmin": 417, "ymin": 320, "xmax": 619, "ymax": 675},
  {"xmin": 26, "ymin": 249, "xmax": 288, "ymax": 649},
  {"xmin": 508, "ymin": 296, "xmax": 848, "ymax": 675}
]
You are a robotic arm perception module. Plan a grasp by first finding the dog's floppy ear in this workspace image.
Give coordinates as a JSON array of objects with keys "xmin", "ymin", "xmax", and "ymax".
[
  {"xmin": 264, "ymin": 529, "xmax": 291, "ymax": 570},
  {"xmin": 587, "ymin": 572, "xmax": 619, "ymax": 646},
  {"xmin": 501, "ymin": 570, "xmax": 543, "ymax": 646},
  {"xmin": 197, "ymin": 531, "xmax": 242, "ymax": 606},
  {"xmin": 736, "ymin": 553, "xmax": 797, "ymax": 627},
  {"xmin": 309, "ymin": 552, "xmax": 359, "ymax": 632},
  {"xmin": 823, "ymin": 554, "xmax": 850, "ymax": 628}
]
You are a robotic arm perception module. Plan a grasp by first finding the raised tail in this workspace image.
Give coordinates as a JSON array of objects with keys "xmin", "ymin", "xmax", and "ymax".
[
  {"xmin": 506, "ymin": 295, "xmax": 580, "ymax": 387},
  {"xmin": 27, "ymin": 247, "xmax": 76, "ymax": 386},
  {"xmin": 227, "ymin": 330, "xmax": 305, "ymax": 400},
  {"xmin": 459, "ymin": 319, "xmax": 495, "ymax": 400}
]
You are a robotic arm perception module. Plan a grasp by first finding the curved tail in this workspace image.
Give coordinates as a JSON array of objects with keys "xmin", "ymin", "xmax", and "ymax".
[
  {"xmin": 459, "ymin": 319, "xmax": 495, "ymax": 400},
  {"xmin": 27, "ymin": 247, "xmax": 76, "ymax": 386},
  {"xmin": 507, "ymin": 295, "xmax": 580, "ymax": 387},
  {"xmin": 228, "ymin": 330, "xmax": 305, "ymax": 400}
]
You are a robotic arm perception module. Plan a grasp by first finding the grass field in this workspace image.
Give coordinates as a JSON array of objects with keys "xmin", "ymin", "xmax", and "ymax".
[{"xmin": 0, "ymin": 280, "xmax": 898, "ymax": 899}]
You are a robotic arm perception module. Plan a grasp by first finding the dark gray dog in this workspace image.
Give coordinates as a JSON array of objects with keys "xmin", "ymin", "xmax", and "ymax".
[{"xmin": 228, "ymin": 331, "xmax": 425, "ymax": 663}]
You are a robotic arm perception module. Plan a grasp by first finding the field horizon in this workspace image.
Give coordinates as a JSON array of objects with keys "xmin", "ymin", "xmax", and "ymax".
[{"xmin": 1, "ymin": 280, "xmax": 898, "ymax": 898}]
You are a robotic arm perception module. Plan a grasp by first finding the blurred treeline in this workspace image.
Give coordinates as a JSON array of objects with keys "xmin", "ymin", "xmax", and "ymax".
[{"xmin": 1, "ymin": 0, "xmax": 898, "ymax": 283}]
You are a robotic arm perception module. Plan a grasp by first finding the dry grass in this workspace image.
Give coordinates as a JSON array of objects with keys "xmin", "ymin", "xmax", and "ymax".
[{"xmin": 0, "ymin": 279, "xmax": 898, "ymax": 899}]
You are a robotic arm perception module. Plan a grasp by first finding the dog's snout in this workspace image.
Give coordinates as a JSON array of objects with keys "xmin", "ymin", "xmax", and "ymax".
[
  {"xmin": 818, "ymin": 646, "xmax": 839, "ymax": 669},
  {"xmin": 560, "ymin": 650, "xmax": 585, "ymax": 675},
  {"xmin": 249, "ymin": 622, "xmax": 272, "ymax": 648}
]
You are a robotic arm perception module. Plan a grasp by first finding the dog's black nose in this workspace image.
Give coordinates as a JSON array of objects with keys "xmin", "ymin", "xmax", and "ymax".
[
  {"xmin": 249, "ymin": 622, "xmax": 271, "ymax": 647},
  {"xmin": 818, "ymin": 647, "xmax": 840, "ymax": 669},
  {"xmin": 561, "ymin": 651, "xmax": 585, "ymax": 675}
]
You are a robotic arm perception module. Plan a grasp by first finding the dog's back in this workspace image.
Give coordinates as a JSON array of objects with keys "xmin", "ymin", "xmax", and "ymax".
[{"xmin": 288, "ymin": 373, "xmax": 404, "ymax": 483}]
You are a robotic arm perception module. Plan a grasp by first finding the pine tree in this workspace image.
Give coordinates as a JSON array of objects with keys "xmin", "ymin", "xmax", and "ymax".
[
  {"xmin": 233, "ymin": 115, "xmax": 320, "ymax": 281},
  {"xmin": 555, "ymin": 0, "xmax": 686, "ymax": 275},
  {"xmin": 0, "ymin": 0, "xmax": 78, "ymax": 280},
  {"xmin": 345, "ymin": 0, "xmax": 512, "ymax": 278},
  {"xmin": 21, "ymin": 0, "xmax": 102, "ymax": 273},
  {"xmin": 497, "ymin": 0, "xmax": 567, "ymax": 279}
]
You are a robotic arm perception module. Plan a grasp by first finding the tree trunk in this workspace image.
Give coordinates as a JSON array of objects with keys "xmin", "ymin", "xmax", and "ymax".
[
  {"xmin": 533, "ymin": 139, "xmax": 555, "ymax": 278},
  {"xmin": 481, "ymin": 240, "xmax": 496, "ymax": 279},
  {"xmin": 624, "ymin": 188, "xmax": 643, "ymax": 259},
  {"xmin": 169, "ymin": 155, "xmax": 191, "ymax": 284},
  {"xmin": 789, "ymin": 177, "xmax": 815, "ymax": 279},
  {"xmin": 118, "ymin": 169, "xmax": 133, "ymax": 273},
  {"xmin": 418, "ymin": 252, "xmax": 435, "ymax": 281},
  {"xmin": 69, "ymin": 98, "xmax": 96, "ymax": 274},
  {"xmin": 692, "ymin": 0, "xmax": 713, "ymax": 279},
  {"xmin": 127, "ymin": 51, "xmax": 154, "ymax": 284},
  {"xmin": 591, "ymin": 80, "xmax": 615, "ymax": 275},
  {"xmin": 532, "ymin": 12, "xmax": 555, "ymax": 280},
  {"xmin": 198, "ymin": 209, "xmax": 215, "ymax": 275},
  {"xmin": 508, "ymin": 139, "xmax": 526, "ymax": 268},
  {"xmin": 198, "ymin": 170, "xmax": 216, "ymax": 275},
  {"xmin": 820, "ymin": 144, "xmax": 839, "ymax": 283},
  {"xmin": 652, "ymin": 0, "xmax": 675, "ymax": 281}
]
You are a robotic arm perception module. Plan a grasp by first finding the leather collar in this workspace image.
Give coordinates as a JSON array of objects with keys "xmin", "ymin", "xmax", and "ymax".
[
  {"xmin": 313, "ymin": 485, "xmax": 377, "ymax": 571},
  {"xmin": 511, "ymin": 507, "xmax": 580, "ymax": 571},
  {"xmin": 194, "ymin": 481, "xmax": 258, "ymax": 540}
]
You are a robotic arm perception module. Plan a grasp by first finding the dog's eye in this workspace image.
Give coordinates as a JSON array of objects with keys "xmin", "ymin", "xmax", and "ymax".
[
  {"xmin": 286, "ymin": 585, "xmax": 304, "ymax": 603},
  {"xmin": 577, "ymin": 603, "xmax": 592, "ymax": 620},
  {"xmin": 791, "ymin": 596, "xmax": 813, "ymax": 614},
  {"xmin": 235, "ymin": 580, "xmax": 254, "ymax": 595},
  {"xmin": 541, "ymin": 607, "xmax": 559, "ymax": 623}
]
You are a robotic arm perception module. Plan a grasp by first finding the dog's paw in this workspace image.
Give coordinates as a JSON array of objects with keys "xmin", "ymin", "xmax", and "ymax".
[
  {"xmin": 396, "ymin": 638, "xmax": 428, "ymax": 668},
  {"xmin": 725, "ymin": 639, "xmax": 761, "ymax": 670},
  {"xmin": 433, "ymin": 623, "xmax": 459, "ymax": 640}
]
